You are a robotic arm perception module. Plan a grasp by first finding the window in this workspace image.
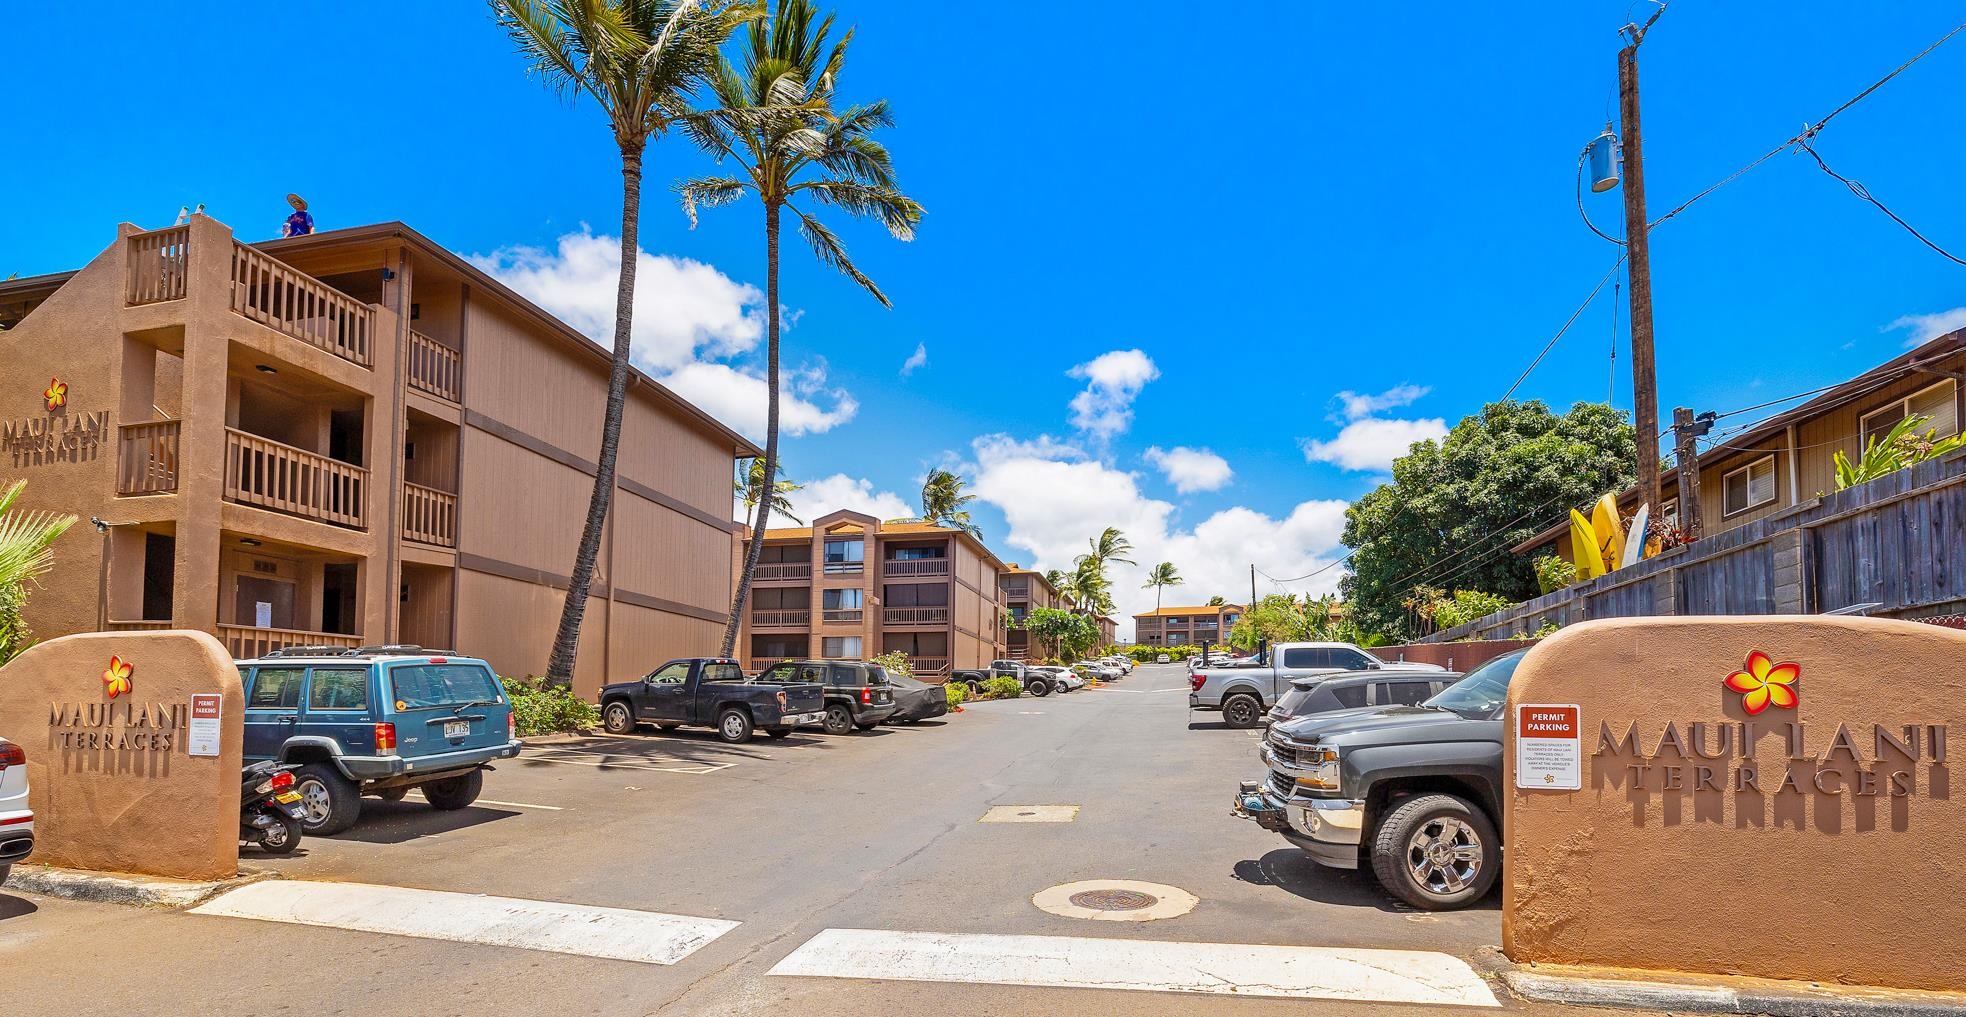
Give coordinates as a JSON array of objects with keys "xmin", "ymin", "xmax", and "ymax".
[
  {"xmin": 701, "ymin": 662, "xmax": 746, "ymax": 683},
  {"xmin": 823, "ymin": 539, "xmax": 865, "ymax": 564},
  {"xmin": 795, "ymin": 662, "xmax": 830, "ymax": 684},
  {"xmin": 890, "ymin": 547, "xmax": 945, "ymax": 561},
  {"xmin": 821, "ymin": 636, "xmax": 863, "ymax": 658},
  {"xmin": 248, "ymin": 667, "xmax": 304, "ymax": 709},
  {"xmin": 1860, "ymin": 380, "xmax": 1958, "ymax": 449},
  {"xmin": 648, "ymin": 662, "xmax": 690, "ymax": 685},
  {"xmin": 760, "ymin": 662, "xmax": 798, "ymax": 682},
  {"xmin": 1280, "ymin": 647, "xmax": 1333, "ymax": 669},
  {"xmin": 1722, "ymin": 455, "xmax": 1778, "ymax": 516},
  {"xmin": 1374, "ymin": 680, "xmax": 1434, "ymax": 707},
  {"xmin": 307, "ymin": 668, "xmax": 369, "ymax": 711},
  {"xmin": 822, "ymin": 588, "xmax": 863, "ymax": 610},
  {"xmin": 1334, "ymin": 649, "xmax": 1377, "ymax": 670},
  {"xmin": 1330, "ymin": 683, "xmax": 1368, "ymax": 709},
  {"xmin": 390, "ymin": 664, "xmax": 501, "ymax": 709}
]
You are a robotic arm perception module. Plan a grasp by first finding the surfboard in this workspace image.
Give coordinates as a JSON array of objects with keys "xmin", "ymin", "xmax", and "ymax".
[{"xmin": 1620, "ymin": 503, "xmax": 1650, "ymax": 569}]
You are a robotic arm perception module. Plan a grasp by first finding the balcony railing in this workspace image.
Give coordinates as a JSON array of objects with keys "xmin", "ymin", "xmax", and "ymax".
[
  {"xmin": 408, "ymin": 330, "xmax": 463, "ymax": 402},
  {"xmin": 230, "ymin": 242, "xmax": 375, "ymax": 368},
  {"xmin": 219, "ymin": 625, "xmax": 362, "ymax": 661},
  {"xmin": 117, "ymin": 419, "xmax": 181, "ymax": 495},
  {"xmin": 821, "ymin": 609, "xmax": 864, "ymax": 624},
  {"xmin": 126, "ymin": 226, "xmax": 190, "ymax": 305},
  {"xmin": 225, "ymin": 428, "xmax": 367, "ymax": 529},
  {"xmin": 755, "ymin": 562, "xmax": 811, "ymax": 581},
  {"xmin": 883, "ymin": 607, "xmax": 949, "ymax": 626},
  {"xmin": 402, "ymin": 482, "xmax": 458, "ymax": 547},
  {"xmin": 822, "ymin": 561, "xmax": 864, "ymax": 575},
  {"xmin": 751, "ymin": 610, "xmax": 811, "ymax": 628},
  {"xmin": 749, "ymin": 656, "xmax": 798, "ymax": 673},
  {"xmin": 1003, "ymin": 583, "xmax": 1031, "ymax": 599},
  {"xmin": 909, "ymin": 656, "xmax": 952, "ymax": 675},
  {"xmin": 883, "ymin": 558, "xmax": 950, "ymax": 578}
]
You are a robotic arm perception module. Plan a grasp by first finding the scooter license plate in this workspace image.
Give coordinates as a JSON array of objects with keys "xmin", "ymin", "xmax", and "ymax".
[
  {"xmin": 274, "ymin": 791, "xmax": 303, "ymax": 804},
  {"xmin": 445, "ymin": 721, "xmax": 470, "ymax": 739}
]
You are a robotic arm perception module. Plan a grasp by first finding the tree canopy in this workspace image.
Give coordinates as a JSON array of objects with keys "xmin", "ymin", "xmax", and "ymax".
[{"xmin": 1339, "ymin": 400, "xmax": 1636, "ymax": 640}]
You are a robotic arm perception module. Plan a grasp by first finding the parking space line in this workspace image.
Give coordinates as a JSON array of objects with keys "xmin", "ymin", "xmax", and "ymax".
[
  {"xmin": 191, "ymin": 881, "xmax": 737, "ymax": 966},
  {"xmin": 522, "ymin": 751, "xmax": 736, "ymax": 775},
  {"xmin": 402, "ymin": 791, "xmax": 564, "ymax": 810},
  {"xmin": 767, "ymin": 929, "xmax": 1500, "ymax": 1007}
]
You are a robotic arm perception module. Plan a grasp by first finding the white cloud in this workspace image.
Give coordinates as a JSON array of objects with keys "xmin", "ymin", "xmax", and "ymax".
[
  {"xmin": 1300, "ymin": 417, "xmax": 1448, "ymax": 472},
  {"xmin": 1333, "ymin": 383, "xmax": 1430, "ymax": 421},
  {"xmin": 966, "ymin": 434, "xmax": 1349, "ymax": 641},
  {"xmin": 1885, "ymin": 307, "xmax": 1966, "ymax": 348},
  {"xmin": 661, "ymin": 362, "xmax": 858, "ymax": 440},
  {"xmin": 1067, "ymin": 349, "xmax": 1159, "ymax": 438},
  {"xmin": 794, "ymin": 474, "xmax": 914, "ymax": 522},
  {"xmin": 900, "ymin": 342, "xmax": 928, "ymax": 376},
  {"xmin": 1143, "ymin": 446, "xmax": 1233, "ymax": 493}
]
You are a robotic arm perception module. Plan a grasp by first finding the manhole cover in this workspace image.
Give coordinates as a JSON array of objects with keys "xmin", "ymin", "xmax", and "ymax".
[{"xmin": 1068, "ymin": 889, "xmax": 1158, "ymax": 911}]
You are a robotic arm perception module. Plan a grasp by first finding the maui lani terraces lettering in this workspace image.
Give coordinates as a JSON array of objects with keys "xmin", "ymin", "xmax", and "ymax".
[
  {"xmin": 2, "ymin": 410, "xmax": 111, "ymax": 467},
  {"xmin": 1597, "ymin": 720, "xmax": 1949, "ymax": 797},
  {"xmin": 48, "ymin": 701, "xmax": 189, "ymax": 752}
]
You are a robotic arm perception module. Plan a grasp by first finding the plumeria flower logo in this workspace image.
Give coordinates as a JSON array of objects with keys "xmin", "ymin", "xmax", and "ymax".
[
  {"xmin": 44, "ymin": 378, "xmax": 68, "ymax": 411},
  {"xmin": 1725, "ymin": 650, "xmax": 1798, "ymax": 715},
  {"xmin": 102, "ymin": 655, "xmax": 134, "ymax": 699}
]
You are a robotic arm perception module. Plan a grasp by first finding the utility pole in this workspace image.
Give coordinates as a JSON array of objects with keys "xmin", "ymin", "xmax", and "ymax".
[
  {"xmin": 1619, "ymin": 7, "xmax": 1666, "ymax": 519},
  {"xmin": 1249, "ymin": 564, "xmax": 1257, "ymax": 612},
  {"xmin": 1671, "ymin": 406, "xmax": 1709, "ymax": 541}
]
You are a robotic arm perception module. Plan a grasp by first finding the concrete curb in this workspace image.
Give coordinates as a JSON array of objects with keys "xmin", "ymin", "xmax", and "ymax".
[
  {"xmin": 1501, "ymin": 967, "xmax": 1966, "ymax": 1016},
  {"xmin": 2, "ymin": 864, "xmax": 279, "ymax": 909}
]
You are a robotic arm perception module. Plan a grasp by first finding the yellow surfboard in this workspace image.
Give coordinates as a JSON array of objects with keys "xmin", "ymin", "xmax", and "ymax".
[
  {"xmin": 1569, "ymin": 509, "xmax": 1602, "ymax": 580},
  {"xmin": 1592, "ymin": 493, "xmax": 1623, "ymax": 574}
]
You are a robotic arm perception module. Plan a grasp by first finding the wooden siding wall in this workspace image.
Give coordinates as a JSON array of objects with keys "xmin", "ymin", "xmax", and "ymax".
[
  {"xmin": 458, "ymin": 428, "xmax": 607, "ymax": 575},
  {"xmin": 456, "ymin": 569, "xmax": 609, "ymax": 695},
  {"xmin": 611, "ymin": 492, "xmax": 732, "ymax": 610}
]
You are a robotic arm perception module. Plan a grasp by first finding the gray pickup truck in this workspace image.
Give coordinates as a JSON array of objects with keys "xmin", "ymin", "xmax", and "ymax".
[
  {"xmin": 1232, "ymin": 649, "xmax": 1527, "ymax": 910},
  {"xmin": 1187, "ymin": 642, "xmax": 1443, "ymax": 728}
]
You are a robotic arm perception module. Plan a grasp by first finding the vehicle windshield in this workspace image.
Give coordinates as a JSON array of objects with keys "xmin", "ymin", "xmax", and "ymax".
[
  {"xmin": 390, "ymin": 663, "xmax": 501, "ymax": 710},
  {"xmin": 1422, "ymin": 652, "xmax": 1527, "ymax": 717}
]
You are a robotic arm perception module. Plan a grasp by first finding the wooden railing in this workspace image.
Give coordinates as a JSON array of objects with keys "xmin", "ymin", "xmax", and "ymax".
[
  {"xmin": 117, "ymin": 419, "xmax": 181, "ymax": 495},
  {"xmin": 751, "ymin": 610, "xmax": 811, "ymax": 628},
  {"xmin": 1003, "ymin": 584, "xmax": 1031, "ymax": 599},
  {"xmin": 822, "ymin": 561, "xmax": 864, "ymax": 575},
  {"xmin": 883, "ymin": 607, "xmax": 949, "ymax": 626},
  {"xmin": 408, "ymin": 330, "xmax": 463, "ymax": 402},
  {"xmin": 219, "ymin": 625, "xmax": 362, "ymax": 661},
  {"xmin": 749, "ymin": 656, "xmax": 798, "ymax": 673},
  {"xmin": 230, "ymin": 242, "xmax": 375, "ymax": 367},
  {"xmin": 126, "ymin": 226, "xmax": 190, "ymax": 305},
  {"xmin": 755, "ymin": 562, "xmax": 811, "ymax": 581},
  {"xmin": 821, "ymin": 609, "xmax": 863, "ymax": 624},
  {"xmin": 107, "ymin": 620, "xmax": 171, "ymax": 632},
  {"xmin": 402, "ymin": 482, "xmax": 458, "ymax": 547},
  {"xmin": 910, "ymin": 656, "xmax": 952, "ymax": 675},
  {"xmin": 883, "ymin": 558, "xmax": 950, "ymax": 578},
  {"xmin": 225, "ymin": 428, "xmax": 367, "ymax": 528}
]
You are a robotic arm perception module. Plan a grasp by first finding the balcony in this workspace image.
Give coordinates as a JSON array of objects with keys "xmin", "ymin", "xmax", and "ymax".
[
  {"xmin": 402, "ymin": 482, "xmax": 457, "ymax": 548},
  {"xmin": 822, "ymin": 561, "xmax": 864, "ymax": 575},
  {"xmin": 909, "ymin": 656, "xmax": 951, "ymax": 675},
  {"xmin": 408, "ymin": 330, "xmax": 463, "ymax": 403},
  {"xmin": 884, "ymin": 607, "xmax": 949, "ymax": 627},
  {"xmin": 755, "ymin": 562, "xmax": 811, "ymax": 582},
  {"xmin": 751, "ymin": 610, "xmax": 811, "ymax": 629},
  {"xmin": 883, "ymin": 558, "xmax": 950, "ymax": 578},
  {"xmin": 230, "ymin": 242, "xmax": 376, "ymax": 368},
  {"xmin": 1003, "ymin": 583, "xmax": 1031, "ymax": 599},
  {"xmin": 219, "ymin": 625, "xmax": 362, "ymax": 661},
  {"xmin": 126, "ymin": 226, "xmax": 190, "ymax": 305},
  {"xmin": 821, "ymin": 609, "xmax": 864, "ymax": 624},
  {"xmin": 117, "ymin": 420, "xmax": 181, "ymax": 495},
  {"xmin": 225, "ymin": 428, "xmax": 367, "ymax": 529}
]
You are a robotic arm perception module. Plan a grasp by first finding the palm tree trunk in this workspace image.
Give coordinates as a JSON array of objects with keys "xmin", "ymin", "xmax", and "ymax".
[
  {"xmin": 720, "ymin": 202, "xmax": 783, "ymax": 657},
  {"xmin": 547, "ymin": 141, "xmax": 646, "ymax": 685}
]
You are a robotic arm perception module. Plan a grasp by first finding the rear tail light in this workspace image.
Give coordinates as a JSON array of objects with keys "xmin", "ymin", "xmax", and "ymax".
[
  {"xmin": 508, "ymin": 712, "xmax": 517, "ymax": 740},
  {"xmin": 1190, "ymin": 674, "xmax": 1207, "ymax": 692},
  {"xmin": 374, "ymin": 723, "xmax": 398, "ymax": 754},
  {"xmin": 860, "ymin": 688, "xmax": 872, "ymax": 705},
  {"xmin": 270, "ymin": 771, "xmax": 294, "ymax": 791},
  {"xmin": 0, "ymin": 742, "xmax": 23, "ymax": 769},
  {"xmin": 776, "ymin": 691, "xmax": 788, "ymax": 708}
]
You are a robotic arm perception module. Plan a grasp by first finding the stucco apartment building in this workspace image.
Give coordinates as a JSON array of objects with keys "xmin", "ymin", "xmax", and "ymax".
[
  {"xmin": 1132, "ymin": 603, "xmax": 1242, "ymax": 647},
  {"xmin": 737, "ymin": 510, "xmax": 1007, "ymax": 676},
  {"xmin": 1000, "ymin": 565, "xmax": 1063, "ymax": 660},
  {"xmin": 1514, "ymin": 328, "xmax": 1966, "ymax": 562},
  {"xmin": 0, "ymin": 215, "xmax": 754, "ymax": 698}
]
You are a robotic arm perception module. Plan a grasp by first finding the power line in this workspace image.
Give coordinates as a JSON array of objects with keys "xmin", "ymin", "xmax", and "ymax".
[
  {"xmin": 1500, "ymin": 256, "xmax": 1628, "ymax": 402},
  {"xmin": 1798, "ymin": 140, "xmax": 1966, "ymax": 267}
]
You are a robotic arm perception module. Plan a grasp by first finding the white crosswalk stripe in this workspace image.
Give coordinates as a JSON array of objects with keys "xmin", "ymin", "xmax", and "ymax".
[
  {"xmin": 191, "ymin": 881, "xmax": 737, "ymax": 965},
  {"xmin": 767, "ymin": 928, "xmax": 1501, "ymax": 1006}
]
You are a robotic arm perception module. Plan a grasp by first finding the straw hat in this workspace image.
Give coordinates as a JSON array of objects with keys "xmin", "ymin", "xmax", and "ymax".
[{"xmin": 287, "ymin": 193, "xmax": 308, "ymax": 211}]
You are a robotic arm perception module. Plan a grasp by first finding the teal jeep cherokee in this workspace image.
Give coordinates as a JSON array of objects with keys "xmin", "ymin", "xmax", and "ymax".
[{"xmin": 238, "ymin": 646, "xmax": 523, "ymax": 835}]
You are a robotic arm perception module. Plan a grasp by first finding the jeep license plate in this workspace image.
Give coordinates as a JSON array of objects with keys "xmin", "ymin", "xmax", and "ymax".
[
  {"xmin": 445, "ymin": 720, "xmax": 470, "ymax": 739},
  {"xmin": 274, "ymin": 791, "xmax": 303, "ymax": 804}
]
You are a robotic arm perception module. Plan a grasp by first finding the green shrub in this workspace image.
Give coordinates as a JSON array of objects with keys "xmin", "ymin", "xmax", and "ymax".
[
  {"xmin": 978, "ymin": 676, "xmax": 1024, "ymax": 700},
  {"xmin": 504, "ymin": 675, "xmax": 599, "ymax": 736},
  {"xmin": 1532, "ymin": 555, "xmax": 1577, "ymax": 594},
  {"xmin": 944, "ymin": 682, "xmax": 968, "ymax": 710},
  {"xmin": 871, "ymin": 650, "xmax": 914, "ymax": 680},
  {"xmin": 1127, "ymin": 643, "xmax": 1200, "ymax": 662}
]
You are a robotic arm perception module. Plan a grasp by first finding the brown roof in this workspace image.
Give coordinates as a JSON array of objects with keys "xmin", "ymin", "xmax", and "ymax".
[
  {"xmin": 1134, "ymin": 605, "xmax": 1240, "ymax": 618},
  {"xmin": 755, "ymin": 518, "xmax": 1012, "ymax": 572}
]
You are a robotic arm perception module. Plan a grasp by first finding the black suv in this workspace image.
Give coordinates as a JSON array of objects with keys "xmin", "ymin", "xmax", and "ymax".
[{"xmin": 758, "ymin": 660, "xmax": 897, "ymax": 734}]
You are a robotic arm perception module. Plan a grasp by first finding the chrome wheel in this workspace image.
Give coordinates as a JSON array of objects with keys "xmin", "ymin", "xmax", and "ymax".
[
  {"xmin": 721, "ymin": 713, "xmax": 746, "ymax": 739},
  {"xmin": 262, "ymin": 821, "xmax": 291, "ymax": 849},
  {"xmin": 604, "ymin": 702, "xmax": 634, "ymax": 734},
  {"xmin": 1407, "ymin": 817, "xmax": 1483, "ymax": 896},
  {"xmin": 297, "ymin": 779, "xmax": 332, "ymax": 825}
]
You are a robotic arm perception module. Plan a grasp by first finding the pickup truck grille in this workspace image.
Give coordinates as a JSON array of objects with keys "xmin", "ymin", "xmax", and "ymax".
[
  {"xmin": 1267, "ymin": 770, "xmax": 1295, "ymax": 799},
  {"xmin": 1265, "ymin": 732, "xmax": 1310, "ymax": 769}
]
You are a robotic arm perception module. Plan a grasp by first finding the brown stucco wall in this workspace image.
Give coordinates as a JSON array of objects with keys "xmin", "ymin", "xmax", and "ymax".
[
  {"xmin": 1504, "ymin": 616, "xmax": 1963, "ymax": 991},
  {"xmin": 0, "ymin": 630, "xmax": 243, "ymax": 880}
]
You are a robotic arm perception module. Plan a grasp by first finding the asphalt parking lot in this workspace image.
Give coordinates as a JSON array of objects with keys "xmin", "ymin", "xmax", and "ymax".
[{"xmin": 2, "ymin": 664, "xmax": 1663, "ymax": 1015}]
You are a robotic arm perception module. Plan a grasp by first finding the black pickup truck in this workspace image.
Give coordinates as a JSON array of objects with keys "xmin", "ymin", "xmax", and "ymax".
[{"xmin": 599, "ymin": 658, "xmax": 826, "ymax": 743}]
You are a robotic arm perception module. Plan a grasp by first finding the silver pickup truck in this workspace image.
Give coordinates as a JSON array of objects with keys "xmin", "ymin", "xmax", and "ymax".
[{"xmin": 1187, "ymin": 642, "xmax": 1443, "ymax": 728}]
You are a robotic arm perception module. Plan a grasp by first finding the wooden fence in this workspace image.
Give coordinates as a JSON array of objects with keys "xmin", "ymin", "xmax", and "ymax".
[{"xmin": 126, "ymin": 226, "xmax": 190, "ymax": 305}]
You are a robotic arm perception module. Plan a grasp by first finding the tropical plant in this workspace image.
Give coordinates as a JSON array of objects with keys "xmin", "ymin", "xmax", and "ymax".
[
  {"xmin": 1532, "ymin": 554, "xmax": 1578, "ymax": 594},
  {"xmin": 0, "ymin": 480, "xmax": 77, "ymax": 665},
  {"xmin": 1427, "ymin": 589, "xmax": 1513, "ymax": 632},
  {"xmin": 943, "ymin": 681, "xmax": 968, "ymax": 710},
  {"xmin": 1833, "ymin": 413, "xmax": 1966, "ymax": 491},
  {"xmin": 1022, "ymin": 607, "xmax": 1098, "ymax": 662},
  {"xmin": 1063, "ymin": 527, "xmax": 1132, "ymax": 616},
  {"xmin": 682, "ymin": 0, "xmax": 924, "ymax": 656},
  {"xmin": 1228, "ymin": 593, "xmax": 1338, "ymax": 651},
  {"xmin": 871, "ymin": 649, "xmax": 913, "ymax": 680},
  {"xmin": 1141, "ymin": 561, "xmax": 1182, "ymax": 613},
  {"xmin": 919, "ymin": 467, "xmax": 978, "ymax": 535},
  {"xmin": 504, "ymin": 675, "xmax": 601, "ymax": 735},
  {"xmin": 493, "ymin": 0, "xmax": 756, "ymax": 684},
  {"xmin": 735, "ymin": 456, "xmax": 803, "ymax": 524},
  {"xmin": 978, "ymin": 675, "xmax": 1023, "ymax": 700},
  {"xmin": 1205, "ymin": 594, "xmax": 1226, "ymax": 606}
]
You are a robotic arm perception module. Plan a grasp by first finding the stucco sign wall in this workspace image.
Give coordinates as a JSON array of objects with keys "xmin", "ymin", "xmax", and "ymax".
[
  {"xmin": 0, "ymin": 630, "xmax": 243, "ymax": 880},
  {"xmin": 1503, "ymin": 616, "xmax": 1962, "ymax": 992}
]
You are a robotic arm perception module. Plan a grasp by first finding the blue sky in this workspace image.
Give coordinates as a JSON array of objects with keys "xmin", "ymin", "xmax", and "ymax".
[{"xmin": 4, "ymin": 3, "xmax": 1962, "ymax": 628}]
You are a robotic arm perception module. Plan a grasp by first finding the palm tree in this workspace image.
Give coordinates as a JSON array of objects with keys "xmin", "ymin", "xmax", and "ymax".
[
  {"xmin": 919, "ymin": 468, "xmax": 978, "ymax": 534},
  {"xmin": 493, "ymin": 0, "xmax": 756, "ymax": 684},
  {"xmin": 1206, "ymin": 594, "xmax": 1226, "ymax": 607},
  {"xmin": 1085, "ymin": 527, "xmax": 1135, "ymax": 569},
  {"xmin": 0, "ymin": 481, "xmax": 76, "ymax": 664},
  {"xmin": 1142, "ymin": 561, "xmax": 1182, "ymax": 613},
  {"xmin": 735, "ymin": 457, "xmax": 803, "ymax": 524},
  {"xmin": 681, "ymin": 0, "xmax": 923, "ymax": 656},
  {"xmin": 1066, "ymin": 526, "xmax": 1131, "ymax": 616}
]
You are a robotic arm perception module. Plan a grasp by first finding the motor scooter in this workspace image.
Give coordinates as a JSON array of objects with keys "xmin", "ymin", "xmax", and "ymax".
[{"xmin": 241, "ymin": 760, "xmax": 307, "ymax": 854}]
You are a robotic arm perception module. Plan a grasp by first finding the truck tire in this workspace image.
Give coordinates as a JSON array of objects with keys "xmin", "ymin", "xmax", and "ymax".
[
  {"xmin": 716, "ymin": 707, "xmax": 755, "ymax": 744},
  {"xmin": 293, "ymin": 763, "xmax": 361, "ymax": 836},
  {"xmin": 822, "ymin": 704, "xmax": 854, "ymax": 735},
  {"xmin": 1027, "ymin": 677, "xmax": 1052, "ymax": 697},
  {"xmin": 422, "ymin": 769, "xmax": 483, "ymax": 810},
  {"xmin": 1221, "ymin": 693, "xmax": 1263, "ymax": 729},
  {"xmin": 1370, "ymin": 793, "xmax": 1500, "ymax": 911},
  {"xmin": 602, "ymin": 700, "xmax": 638, "ymax": 735}
]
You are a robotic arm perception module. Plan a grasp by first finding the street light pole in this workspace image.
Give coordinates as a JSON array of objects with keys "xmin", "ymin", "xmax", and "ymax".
[{"xmin": 1619, "ymin": 9, "xmax": 1665, "ymax": 517}]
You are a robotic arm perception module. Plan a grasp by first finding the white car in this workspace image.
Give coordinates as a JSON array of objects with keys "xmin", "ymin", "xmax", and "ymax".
[
  {"xmin": 1028, "ymin": 665, "xmax": 1082, "ymax": 692},
  {"xmin": 1101, "ymin": 656, "xmax": 1134, "ymax": 674},
  {"xmin": 1156, "ymin": 653, "xmax": 1171, "ymax": 663},
  {"xmin": 1075, "ymin": 660, "xmax": 1122, "ymax": 681},
  {"xmin": 0, "ymin": 737, "xmax": 31, "ymax": 886}
]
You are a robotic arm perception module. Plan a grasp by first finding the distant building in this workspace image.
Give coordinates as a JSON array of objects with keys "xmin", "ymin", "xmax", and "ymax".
[
  {"xmin": 999, "ymin": 565, "xmax": 1065, "ymax": 660},
  {"xmin": 1132, "ymin": 603, "xmax": 1242, "ymax": 647}
]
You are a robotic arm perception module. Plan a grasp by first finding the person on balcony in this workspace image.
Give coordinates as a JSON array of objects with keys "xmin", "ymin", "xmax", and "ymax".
[{"xmin": 281, "ymin": 193, "xmax": 314, "ymax": 237}]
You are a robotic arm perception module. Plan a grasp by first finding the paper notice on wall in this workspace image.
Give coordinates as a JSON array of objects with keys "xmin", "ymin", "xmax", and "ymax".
[
  {"xmin": 188, "ymin": 694, "xmax": 222, "ymax": 757},
  {"xmin": 1515, "ymin": 703, "xmax": 1581, "ymax": 790},
  {"xmin": 255, "ymin": 602, "xmax": 272, "ymax": 628}
]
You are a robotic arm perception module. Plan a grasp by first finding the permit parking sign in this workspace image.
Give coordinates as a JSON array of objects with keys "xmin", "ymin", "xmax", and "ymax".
[
  {"xmin": 188, "ymin": 693, "xmax": 222, "ymax": 757},
  {"xmin": 1515, "ymin": 704, "xmax": 1581, "ymax": 790}
]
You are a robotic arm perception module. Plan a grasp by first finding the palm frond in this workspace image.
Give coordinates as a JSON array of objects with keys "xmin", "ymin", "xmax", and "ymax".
[
  {"xmin": 677, "ymin": 175, "xmax": 750, "ymax": 227},
  {"xmin": 790, "ymin": 205, "xmax": 890, "ymax": 307},
  {"xmin": 796, "ymin": 179, "xmax": 920, "ymax": 241}
]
